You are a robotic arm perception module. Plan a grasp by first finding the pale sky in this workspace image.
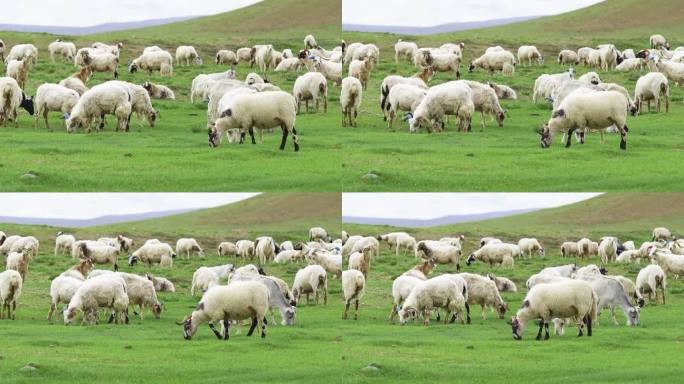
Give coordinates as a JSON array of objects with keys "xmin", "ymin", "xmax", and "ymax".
[
  {"xmin": 0, "ymin": 0, "xmax": 262, "ymax": 27},
  {"xmin": 0, "ymin": 193, "xmax": 260, "ymax": 219},
  {"xmin": 343, "ymin": 0, "xmax": 603, "ymax": 26},
  {"xmin": 342, "ymin": 193, "xmax": 602, "ymax": 220}
]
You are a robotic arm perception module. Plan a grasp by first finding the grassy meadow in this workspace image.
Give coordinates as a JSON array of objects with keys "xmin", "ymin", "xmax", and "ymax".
[
  {"xmin": 0, "ymin": 0, "xmax": 342, "ymax": 192},
  {"xmin": 341, "ymin": 0, "xmax": 684, "ymax": 191},
  {"xmin": 2, "ymin": 193, "xmax": 684, "ymax": 382}
]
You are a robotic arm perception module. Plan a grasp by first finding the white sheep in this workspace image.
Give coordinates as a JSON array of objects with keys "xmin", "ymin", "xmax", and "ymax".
[
  {"xmin": 0, "ymin": 270, "xmax": 23, "ymax": 319},
  {"xmin": 558, "ymin": 50, "xmax": 580, "ymax": 65},
  {"xmin": 348, "ymin": 246, "xmax": 372, "ymax": 278},
  {"xmin": 97, "ymin": 235, "xmax": 133, "ymax": 253},
  {"xmin": 77, "ymin": 49, "xmax": 119, "ymax": 79},
  {"xmin": 176, "ymin": 238, "xmax": 204, "ymax": 259},
  {"xmin": 398, "ymin": 278, "xmax": 466, "ymax": 326},
  {"xmin": 309, "ymin": 227, "xmax": 330, "ymax": 242},
  {"xmin": 348, "ymin": 58, "xmax": 373, "ymax": 90},
  {"xmin": 255, "ymin": 236, "xmax": 276, "ymax": 264},
  {"xmin": 129, "ymin": 50, "xmax": 173, "ymax": 76},
  {"xmin": 74, "ymin": 242, "xmax": 120, "ymax": 270},
  {"xmin": 342, "ymin": 270, "xmax": 365, "ymax": 320},
  {"xmin": 636, "ymin": 264, "xmax": 666, "ymax": 304},
  {"xmin": 292, "ymin": 265, "xmax": 328, "ymax": 305},
  {"xmin": 652, "ymin": 227, "xmax": 672, "ymax": 241},
  {"xmin": 175, "ymin": 46, "xmax": 202, "ymax": 66},
  {"xmin": 236, "ymin": 240, "xmax": 255, "ymax": 259},
  {"xmin": 191, "ymin": 267, "xmax": 220, "ymax": 296},
  {"xmin": 458, "ymin": 272, "xmax": 509, "ymax": 321},
  {"xmin": 518, "ymin": 45, "xmax": 543, "ymax": 66},
  {"xmin": 64, "ymin": 274, "xmax": 129, "ymax": 325},
  {"xmin": 48, "ymin": 40, "xmax": 76, "ymax": 63},
  {"xmin": 385, "ymin": 83, "xmax": 426, "ymax": 130},
  {"xmin": 388, "ymin": 274, "xmax": 424, "ymax": 322},
  {"xmin": 274, "ymin": 249, "xmax": 302, "ymax": 264},
  {"xmin": 128, "ymin": 242, "xmax": 176, "ymax": 268},
  {"xmin": 306, "ymin": 250, "xmax": 342, "ymax": 278},
  {"xmin": 468, "ymin": 50, "xmax": 516, "ymax": 75},
  {"xmin": 655, "ymin": 59, "xmax": 684, "ymax": 86},
  {"xmin": 540, "ymin": 90, "xmax": 631, "ymax": 150},
  {"xmin": 54, "ymin": 232, "xmax": 76, "ymax": 256},
  {"xmin": 518, "ymin": 238, "xmax": 544, "ymax": 259},
  {"xmin": 208, "ymin": 91, "xmax": 299, "ymax": 151},
  {"xmin": 488, "ymin": 273, "xmax": 517, "ymax": 292},
  {"xmin": 9, "ymin": 236, "xmax": 39, "ymax": 259},
  {"xmin": 578, "ymin": 71, "xmax": 601, "ymax": 85},
  {"xmin": 0, "ymin": 77, "xmax": 31, "ymax": 127},
  {"xmin": 275, "ymin": 57, "xmax": 303, "ymax": 72},
  {"xmin": 649, "ymin": 250, "xmax": 684, "ymax": 278},
  {"xmin": 351, "ymin": 44, "xmax": 379, "ymax": 67},
  {"xmin": 463, "ymin": 80, "xmax": 506, "ymax": 129},
  {"xmin": 314, "ymin": 58, "xmax": 341, "ymax": 86},
  {"xmin": 488, "ymin": 82, "xmax": 517, "ymax": 100},
  {"xmin": 236, "ymin": 47, "xmax": 253, "ymax": 64},
  {"xmin": 616, "ymin": 58, "xmax": 646, "ymax": 71},
  {"xmin": 48, "ymin": 274, "xmax": 84, "ymax": 320},
  {"xmin": 598, "ymin": 44, "xmax": 620, "ymax": 71},
  {"xmin": 34, "ymin": 83, "xmax": 80, "ymax": 130},
  {"xmin": 218, "ymin": 242, "xmax": 237, "ymax": 257},
  {"xmin": 216, "ymin": 50, "xmax": 238, "ymax": 65},
  {"xmin": 293, "ymin": 72, "xmax": 328, "ymax": 114},
  {"xmin": 417, "ymin": 242, "xmax": 461, "ymax": 271},
  {"xmin": 142, "ymin": 81, "xmax": 175, "ymax": 100},
  {"xmin": 6, "ymin": 59, "xmax": 31, "ymax": 89},
  {"xmin": 190, "ymin": 74, "xmax": 216, "ymax": 104},
  {"xmin": 66, "ymin": 81, "xmax": 132, "ymax": 133},
  {"xmin": 147, "ymin": 274, "xmax": 175, "ymax": 292},
  {"xmin": 540, "ymin": 264, "xmax": 578, "ymax": 278},
  {"xmin": 395, "ymin": 40, "xmax": 418, "ymax": 63},
  {"xmin": 466, "ymin": 243, "xmax": 514, "ymax": 268},
  {"xmin": 304, "ymin": 34, "xmax": 319, "ymax": 49},
  {"xmin": 429, "ymin": 52, "xmax": 462, "ymax": 78},
  {"xmin": 341, "ymin": 76, "xmax": 362, "ymax": 127},
  {"xmin": 379, "ymin": 69, "xmax": 432, "ymax": 120},
  {"xmin": 634, "ymin": 72, "xmax": 669, "ymax": 115},
  {"xmin": 59, "ymin": 77, "xmax": 88, "ymax": 96},
  {"xmin": 409, "ymin": 80, "xmax": 474, "ymax": 133},
  {"xmin": 109, "ymin": 81, "xmax": 158, "ymax": 127},
  {"xmin": 650, "ymin": 34, "xmax": 669, "ymax": 49},
  {"xmin": 532, "ymin": 69, "xmax": 574, "ymax": 103},
  {"xmin": 254, "ymin": 45, "xmax": 275, "ymax": 71},
  {"xmin": 5, "ymin": 44, "xmax": 38, "ymax": 67},
  {"xmin": 598, "ymin": 237, "xmax": 618, "ymax": 264},
  {"xmin": 91, "ymin": 42, "xmax": 122, "ymax": 58},
  {"xmin": 511, "ymin": 279, "xmax": 597, "ymax": 340}
]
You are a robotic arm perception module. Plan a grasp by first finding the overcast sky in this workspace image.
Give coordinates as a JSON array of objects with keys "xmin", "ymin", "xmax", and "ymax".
[
  {"xmin": 0, "ymin": 0, "xmax": 262, "ymax": 27},
  {"xmin": 0, "ymin": 193, "xmax": 259, "ymax": 219},
  {"xmin": 343, "ymin": 0, "xmax": 603, "ymax": 26},
  {"xmin": 342, "ymin": 193, "xmax": 601, "ymax": 220}
]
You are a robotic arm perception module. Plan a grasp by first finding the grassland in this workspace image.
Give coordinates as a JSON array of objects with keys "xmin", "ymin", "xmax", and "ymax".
[
  {"xmin": 341, "ymin": 0, "xmax": 684, "ymax": 191},
  {"xmin": 0, "ymin": 0, "xmax": 342, "ymax": 192},
  {"xmin": 2, "ymin": 193, "xmax": 684, "ymax": 383}
]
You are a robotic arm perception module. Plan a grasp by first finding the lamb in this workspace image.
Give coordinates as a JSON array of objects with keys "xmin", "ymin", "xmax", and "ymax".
[
  {"xmin": 487, "ymin": 273, "xmax": 517, "ymax": 292},
  {"xmin": 409, "ymin": 81, "xmax": 474, "ymax": 133},
  {"xmin": 293, "ymin": 72, "xmax": 328, "ymax": 114},
  {"xmin": 417, "ymin": 242, "xmax": 461, "ymax": 271},
  {"xmin": 59, "ymin": 76, "xmax": 88, "ymax": 96},
  {"xmin": 616, "ymin": 250, "xmax": 641, "ymax": 263},
  {"xmin": 578, "ymin": 72, "xmax": 601, "ymax": 85},
  {"xmin": 236, "ymin": 240, "xmax": 255, "ymax": 259},
  {"xmin": 466, "ymin": 243, "xmax": 515, "ymax": 268},
  {"xmin": 342, "ymin": 270, "xmax": 365, "ymax": 320},
  {"xmin": 463, "ymin": 80, "xmax": 506, "ymax": 129},
  {"xmin": 395, "ymin": 40, "xmax": 418, "ymax": 63},
  {"xmin": 48, "ymin": 40, "xmax": 76, "ymax": 63},
  {"xmin": 348, "ymin": 246, "xmax": 372, "ymax": 278},
  {"xmin": 650, "ymin": 34, "xmax": 669, "ymax": 49},
  {"xmin": 398, "ymin": 278, "xmax": 467, "ymax": 326},
  {"xmin": 208, "ymin": 91, "xmax": 299, "ymax": 151},
  {"xmin": 653, "ymin": 227, "xmax": 672, "ymax": 241},
  {"xmin": 458, "ymin": 273, "xmax": 508, "ymax": 321},
  {"xmin": 616, "ymin": 58, "xmax": 646, "ymax": 71},
  {"xmin": 510, "ymin": 279, "xmax": 597, "ymax": 340},
  {"xmin": 533, "ymin": 69, "xmax": 574, "ymax": 103},
  {"xmin": 518, "ymin": 45, "xmax": 543, "ymax": 66},
  {"xmin": 5, "ymin": 44, "xmax": 37, "ymax": 67},
  {"xmin": 176, "ymin": 238, "xmax": 204, "ymax": 259},
  {"xmin": 175, "ymin": 46, "xmax": 202, "ymax": 66},
  {"xmin": 216, "ymin": 50, "xmax": 238, "ymax": 65},
  {"xmin": 64, "ymin": 274, "xmax": 129, "ymax": 325},
  {"xmin": 518, "ymin": 238, "xmax": 544, "ymax": 259},
  {"xmin": 6, "ymin": 59, "xmax": 31, "ymax": 89},
  {"xmin": 314, "ymin": 58, "xmax": 342, "ymax": 86},
  {"xmin": 275, "ymin": 57, "xmax": 303, "ymax": 72},
  {"xmin": 341, "ymin": 76, "xmax": 363, "ymax": 127},
  {"xmin": 34, "ymin": 83, "xmax": 80, "ymax": 130},
  {"xmin": 292, "ymin": 265, "xmax": 328, "ymax": 305},
  {"xmin": 177, "ymin": 281, "xmax": 269, "ymax": 340},
  {"xmin": 146, "ymin": 274, "xmax": 175, "ymax": 292},
  {"xmin": 218, "ymin": 242, "xmax": 237, "ymax": 257},
  {"xmin": 74, "ymin": 242, "xmax": 120, "ymax": 270},
  {"xmin": 306, "ymin": 250, "xmax": 342, "ymax": 278},
  {"xmin": 129, "ymin": 50, "xmax": 173, "ymax": 76},
  {"xmin": 540, "ymin": 90, "xmax": 631, "ymax": 150},
  {"xmin": 649, "ymin": 250, "xmax": 684, "ymax": 278},
  {"xmin": 636, "ymin": 264, "xmax": 666, "ymax": 304},
  {"xmin": 274, "ymin": 249, "xmax": 303, "ymax": 263},
  {"xmin": 66, "ymin": 82, "xmax": 132, "ymax": 133},
  {"xmin": 558, "ymin": 50, "xmax": 580, "ymax": 65},
  {"xmin": 128, "ymin": 242, "xmax": 176, "ymax": 268},
  {"xmin": 348, "ymin": 58, "xmax": 373, "ymax": 90},
  {"xmin": 54, "ymin": 232, "xmax": 76, "ymax": 256},
  {"xmin": 468, "ymin": 50, "xmax": 516, "ymax": 75},
  {"xmin": 47, "ymin": 273, "xmax": 84, "ymax": 320},
  {"xmin": 142, "ymin": 81, "xmax": 175, "ymax": 100},
  {"xmin": 0, "ymin": 270, "xmax": 22, "ymax": 320},
  {"xmin": 655, "ymin": 59, "xmax": 684, "ymax": 86},
  {"xmin": 108, "ymin": 81, "xmax": 158, "ymax": 128},
  {"xmin": 255, "ymin": 236, "xmax": 277, "ymax": 264},
  {"xmin": 191, "ymin": 267, "xmax": 220, "ymax": 296}
]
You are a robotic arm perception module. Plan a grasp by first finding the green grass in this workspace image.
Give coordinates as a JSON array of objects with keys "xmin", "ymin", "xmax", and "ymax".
[
  {"xmin": 2, "ymin": 193, "xmax": 684, "ymax": 382},
  {"xmin": 341, "ymin": 0, "xmax": 684, "ymax": 191},
  {"xmin": 0, "ymin": 0, "xmax": 342, "ymax": 191}
]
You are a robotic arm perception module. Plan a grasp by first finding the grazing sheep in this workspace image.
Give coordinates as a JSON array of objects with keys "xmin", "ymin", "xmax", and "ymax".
[
  {"xmin": 292, "ymin": 265, "xmax": 328, "ymax": 305},
  {"xmin": 518, "ymin": 45, "xmax": 543, "ymax": 66},
  {"xmin": 54, "ymin": 232, "xmax": 76, "ymax": 256},
  {"xmin": 649, "ymin": 250, "xmax": 684, "ymax": 278},
  {"xmin": 145, "ymin": 274, "xmax": 175, "ymax": 293},
  {"xmin": 5, "ymin": 44, "xmax": 37, "ymax": 67},
  {"xmin": 350, "ymin": 44, "xmax": 380, "ymax": 67},
  {"xmin": 578, "ymin": 72, "xmax": 601, "ymax": 85},
  {"xmin": 598, "ymin": 237, "xmax": 619, "ymax": 264},
  {"xmin": 5, "ymin": 251, "xmax": 29, "ymax": 280},
  {"xmin": 218, "ymin": 242, "xmax": 237, "ymax": 257},
  {"xmin": 341, "ymin": 76, "xmax": 362, "ymax": 127},
  {"xmin": 176, "ymin": 238, "xmax": 204, "ymax": 259},
  {"xmin": 306, "ymin": 250, "xmax": 342, "ymax": 278},
  {"xmin": 394, "ymin": 233, "xmax": 417, "ymax": 256},
  {"xmin": 255, "ymin": 236, "xmax": 277, "ymax": 264},
  {"xmin": 178, "ymin": 281, "xmax": 269, "ymax": 340},
  {"xmin": 275, "ymin": 57, "xmax": 303, "ymax": 72},
  {"xmin": 466, "ymin": 243, "xmax": 515, "ymax": 268},
  {"xmin": 577, "ymin": 238, "xmax": 599, "ymax": 258},
  {"xmin": 97, "ymin": 235, "xmax": 133, "ymax": 253},
  {"xmin": 48, "ymin": 40, "xmax": 76, "ymax": 63},
  {"xmin": 463, "ymin": 80, "xmax": 506, "ymax": 129},
  {"xmin": 208, "ymin": 91, "xmax": 299, "ymax": 151},
  {"xmin": 293, "ymin": 72, "xmax": 328, "ymax": 114},
  {"xmin": 0, "ymin": 270, "xmax": 23, "ymax": 320},
  {"xmin": 59, "ymin": 76, "xmax": 88, "ymax": 96},
  {"xmin": 395, "ymin": 40, "xmax": 418, "ymax": 63},
  {"xmin": 429, "ymin": 52, "xmax": 462, "ymax": 78},
  {"xmin": 616, "ymin": 58, "xmax": 646, "ymax": 71},
  {"xmin": 0, "ymin": 76, "xmax": 33, "ymax": 126},
  {"xmin": 518, "ymin": 238, "xmax": 544, "ymax": 259},
  {"xmin": 304, "ymin": 34, "xmax": 319, "ymax": 49},
  {"xmin": 511, "ymin": 280, "xmax": 597, "ymax": 340},
  {"xmin": 75, "ymin": 242, "xmax": 120, "ymax": 271},
  {"xmin": 650, "ymin": 34, "xmax": 669, "ymax": 49},
  {"xmin": 342, "ymin": 270, "xmax": 365, "ymax": 320},
  {"xmin": 616, "ymin": 250, "xmax": 641, "ymax": 263},
  {"xmin": 175, "ymin": 46, "xmax": 202, "ymax": 66},
  {"xmin": 655, "ymin": 59, "xmax": 684, "ymax": 86},
  {"xmin": 66, "ymin": 82, "xmax": 132, "ymax": 133},
  {"xmin": 78, "ymin": 50, "xmax": 119, "ymax": 79},
  {"xmin": 533, "ymin": 69, "xmax": 574, "ymax": 103},
  {"xmin": 307, "ymin": 227, "xmax": 329, "ymax": 242},
  {"xmin": 636, "ymin": 264, "xmax": 666, "ymax": 304},
  {"xmin": 398, "ymin": 278, "xmax": 467, "ymax": 326},
  {"xmin": 488, "ymin": 82, "xmax": 517, "ymax": 101},
  {"xmin": 236, "ymin": 240, "xmax": 255, "ymax": 259},
  {"xmin": 540, "ymin": 264, "xmax": 578, "ymax": 278},
  {"xmin": 274, "ymin": 249, "xmax": 302, "ymax": 264},
  {"xmin": 417, "ymin": 242, "xmax": 461, "ymax": 271},
  {"xmin": 109, "ymin": 81, "xmax": 157, "ymax": 128},
  {"xmin": 64, "ymin": 274, "xmax": 129, "ymax": 325},
  {"xmin": 48, "ymin": 273, "xmax": 84, "ymax": 320},
  {"xmin": 6, "ymin": 59, "xmax": 31, "ymax": 89},
  {"xmin": 34, "ymin": 83, "xmax": 80, "ymax": 130},
  {"xmin": 540, "ymin": 90, "xmax": 631, "ymax": 150},
  {"xmin": 459, "ymin": 273, "xmax": 509, "ymax": 321},
  {"xmin": 129, "ymin": 50, "xmax": 173, "ymax": 76},
  {"xmin": 229, "ymin": 273, "xmax": 295, "ymax": 326},
  {"xmin": 191, "ymin": 267, "xmax": 220, "ymax": 296},
  {"xmin": 488, "ymin": 273, "xmax": 517, "ymax": 292},
  {"xmin": 348, "ymin": 58, "xmax": 373, "ymax": 90},
  {"xmin": 558, "ymin": 50, "xmax": 579, "ymax": 65},
  {"xmin": 468, "ymin": 50, "xmax": 516, "ymax": 75},
  {"xmin": 577, "ymin": 48, "xmax": 593, "ymax": 66},
  {"xmin": 574, "ymin": 274, "xmax": 640, "ymax": 326},
  {"xmin": 348, "ymin": 246, "xmax": 372, "ymax": 278},
  {"xmin": 236, "ymin": 47, "xmax": 253, "ymax": 64},
  {"xmin": 190, "ymin": 74, "xmax": 216, "ymax": 104},
  {"xmin": 142, "ymin": 81, "xmax": 175, "ymax": 100},
  {"xmin": 128, "ymin": 242, "xmax": 176, "ymax": 268},
  {"xmin": 253, "ymin": 45, "xmax": 275, "ymax": 71},
  {"xmin": 216, "ymin": 50, "xmax": 238, "ymax": 65},
  {"xmin": 653, "ymin": 227, "xmax": 672, "ymax": 241},
  {"xmin": 597, "ymin": 44, "xmax": 620, "ymax": 71},
  {"xmin": 314, "ymin": 58, "xmax": 342, "ymax": 86},
  {"xmin": 409, "ymin": 80, "xmax": 474, "ymax": 133}
]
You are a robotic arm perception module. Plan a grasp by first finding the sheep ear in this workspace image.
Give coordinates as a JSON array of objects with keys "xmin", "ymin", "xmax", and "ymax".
[
  {"xmin": 551, "ymin": 109, "xmax": 565, "ymax": 118},
  {"xmin": 521, "ymin": 300, "xmax": 530, "ymax": 308},
  {"xmin": 220, "ymin": 109, "xmax": 232, "ymax": 118}
]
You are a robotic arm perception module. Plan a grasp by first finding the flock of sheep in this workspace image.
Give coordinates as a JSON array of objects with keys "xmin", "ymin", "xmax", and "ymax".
[
  {"xmin": 0, "ymin": 224, "xmax": 681, "ymax": 341},
  {"xmin": 0, "ymin": 34, "xmax": 344, "ymax": 152},
  {"xmin": 340, "ymin": 33, "xmax": 682, "ymax": 150}
]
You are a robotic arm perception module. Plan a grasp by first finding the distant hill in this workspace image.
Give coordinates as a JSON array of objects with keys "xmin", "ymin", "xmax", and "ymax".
[
  {"xmin": 342, "ymin": 16, "xmax": 540, "ymax": 35},
  {"xmin": 0, "ymin": 208, "xmax": 196, "ymax": 227},
  {"xmin": 0, "ymin": 16, "xmax": 199, "ymax": 35},
  {"xmin": 343, "ymin": 208, "xmax": 540, "ymax": 228}
]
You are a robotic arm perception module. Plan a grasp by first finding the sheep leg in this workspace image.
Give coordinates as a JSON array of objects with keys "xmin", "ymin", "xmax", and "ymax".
[
  {"xmin": 323, "ymin": 288, "xmax": 328, "ymax": 305},
  {"xmin": 465, "ymin": 303, "xmax": 471, "ymax": 324},
  {"xmin": 306, "ymin": 293, "xmax": 311, "ymax": 305},
  {"xmin": 610, "ymin": 307, "xmax": 618, "ymax": 325},
  {"xmin": 354, "ymin": 299, "xmax": 359, "ymax": 320},
  {"xmin": 305, "ymin": 99, "xmax": 309, "ymax": 113},
  {"xmin": 389, "ymin": 304, "xmax": 398, "ymax": 321},
  {"xmin": 586, "ymin": 314, "xmax": 592, "ymax": 336},
  {"xmin": 423, "ymin": 308, "xmax": 430, "ymax": 326},
  {"xmin": 647, "ymin": 100, "xmax": 651, "ymax": 113},
  {"xmin": 261, "ymin": 317, "xmax": 267, "ymax": 338},
  {"xmin": 324, "ymin": 96, "xmax": 328, "ymax": 113},
  {"xmin": 291, "ymin": 127, "xmax": 299, "ymax": 152},
  {"xmin": 480, "ymin": 111, "xmax": 485, "ymax": 129},
  {"xmin": 246, "ymin": 316, "xmax": 258, "ymax": 336},
  {"xmin": 47, "ymin": 302, "xmax": 57, "ymax": 321},
  {"xmin": 222, "ymin": 319, "xmax": 230, "ymax": 340},
  {"xmin": 208, "ymin": 322, "xmax": 222, "ymax": 339},
  {"xmin": 619, "ymin": 125, "xmax": 628, "ymax": 150},
  {"xmin": 139, "ymin": 304, "xmax": 145, "ymax": 321},
  {"xmin": 535, "ymin": 319, "xmax": 544, "ymax": 340},
  {"xmin": 248, "ymin": 127, "xmax": 256, "ymax": 144},
  {"xmin": 481, "ymin": 305, "xmax": 487, "ymax": 320},
  {"xmin": 343, "ymin": 301, "xmax": 350, "ymax": 320},
  {"xmin": 565, "ymin": 128, "xmax": 575, "ymax": 148}
]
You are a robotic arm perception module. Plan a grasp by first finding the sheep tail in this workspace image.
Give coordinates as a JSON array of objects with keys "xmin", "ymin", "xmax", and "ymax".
[{"xmin": 380, "ymin": 84, "xmax": 390, "ymax": 111}]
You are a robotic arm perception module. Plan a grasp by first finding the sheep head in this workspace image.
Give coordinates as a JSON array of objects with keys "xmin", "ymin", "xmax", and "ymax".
[{"xmin": 510, "ymin": 316, "xmax": 524, "ymax": 340}]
